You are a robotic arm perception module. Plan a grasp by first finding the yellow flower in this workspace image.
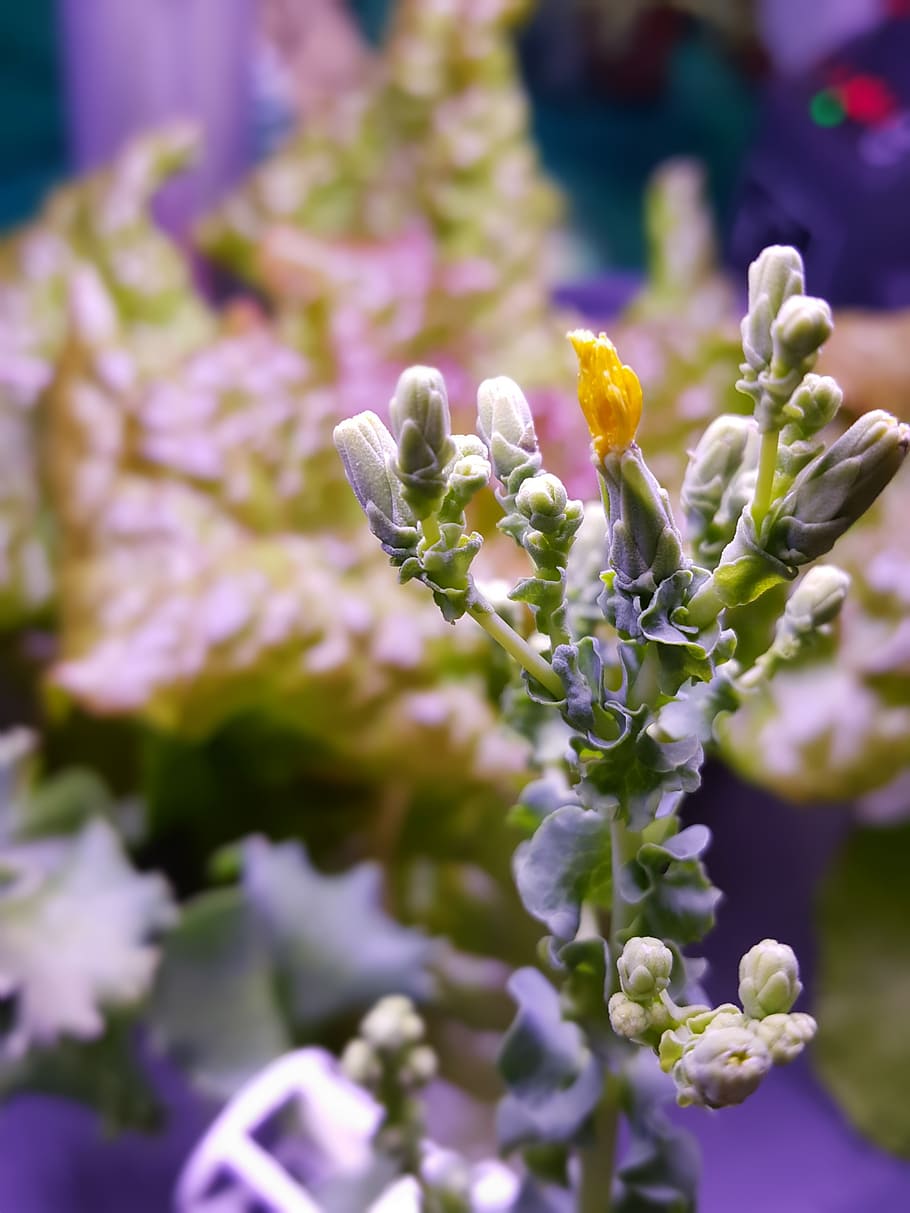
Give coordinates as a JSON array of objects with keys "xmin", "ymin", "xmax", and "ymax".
[{"xmin": 567, "ymin": 329, "xmax": 642, "ymax": 458}]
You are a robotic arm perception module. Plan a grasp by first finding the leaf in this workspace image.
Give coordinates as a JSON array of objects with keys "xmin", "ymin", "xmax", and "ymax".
[
  {"xmin": 621, "ymin": 824, "xmax": 721, "ymax": 949},
  {"xmin": 147, "ymin": 888, "xmax": 291, "ymax": 1099},
  {"xmin": 497, "ymin": 968, "xmax": 604, "ymax": 1152},
  {"xmin": 815, "ymin": 821, "xmax": 910, "ymax": 1156},
  {"xmin": 0, "ymin": 819, "xmax": 175, "ymax": 1057},
  {"xmin": 514, "ymin": 806, "xmax": 611, "ymax": 941},
  {"xmin": 242, "ymin": 836, "xmax": 434, "ymax": 1029},
  {"xmin": 613, "ymin": 1050, "xmax": 698, "ymax": 1212},
  {"xmin": 0, "ymin": 1015, "xmax": 161, "ymax": 1133}
]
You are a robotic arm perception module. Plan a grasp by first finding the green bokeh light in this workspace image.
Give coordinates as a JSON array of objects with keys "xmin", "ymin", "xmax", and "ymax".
[{"xmin": 810, "ymin": 89, "xmax": 846, "ymax": 128}]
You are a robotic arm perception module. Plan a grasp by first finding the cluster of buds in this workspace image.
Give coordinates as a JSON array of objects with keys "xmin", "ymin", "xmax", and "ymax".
[
  {"xmin": 341, "ymin": 994, "xmax": 438, "ymax": 1095},
  {"xmin": 609, "ymin": 937, "xmax": 816, "ymax": 1108},
  {"xmin": 341, "ymin": 995, "xmax": 438, "ymax": 1167},
  {"xmin": 682, "ymin": 245, "xmax": 909, "ymax": 624}
]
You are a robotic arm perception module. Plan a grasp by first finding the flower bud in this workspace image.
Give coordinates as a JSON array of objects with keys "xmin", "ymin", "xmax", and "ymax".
[
  {"xmin": 515, "ymin": 473, "xmax": 570, "ymax": 536},
  {"xmin": 568, "ymin": 329, "xmax": 642, "ymax": 459},
  {"xmin": 476, "ymin": 376, "xmax": 541, "ymax": 487},
  {"xmin": 768, "ymin": 410, "xmax": 910, "ymax": 566},
  {"xmin": 340, "ymin": 1038, "xmax": 381, "ymax": 1087},
  {"xmin": 389, "ymin": 366, "xmax": 455, "ymax": 517},
  {"xmin": 783, "ymin": 565, "xmax": 851, "ymax": 635},
  {"xmin": 608, "ymin": 992, "xmax": 650, "ymax": 1040},
  {"xmin": 673, "ymin": 1025, "xmax": 771, "ymax": 1108},
  {"xmin": 400, "ymin": 1044, "xmax": 438, "ymax": 1087},
  {"xmin": 748, "ymin": 245, "xmax": 805, "ymax": 318},
  {"xmin": 771, "ymin": 295, "xmax": 833, "ymax": 369},
  {"xmin": 784, "ymin": 374, "xmax": 843, "ymax": 437},
  {"xmin": 742, "ymin": 246, "xmax": 805, "ymax": 371},
  {"xmin": 617, "ymin": 936, "xmax": 673, "ymax": 1002},
  {"xmin": 609, "ymin": 992, "xmax": 671, "ymax": 1043},
  {"xmin": 738, "ymin": 939, "xmax": 802, "ymax": 1019},
  {"xmin": 755, "ymin": 1012, "xmax": 817, "ymax": 1065},
  {"xmin": 334, "ymin": 412, "xmax": 418, "ymax": 551},
  {"xmin": 681, "ymin": 414, "xmax": 759, "ymax": 556},
  {"xmin": 360, "ymin": 994, "xmax": 425, "ymax": 1051}
]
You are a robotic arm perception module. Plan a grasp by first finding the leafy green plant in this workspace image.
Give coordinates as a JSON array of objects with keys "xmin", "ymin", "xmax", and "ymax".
[{"xmin": 335, "ymin": 244, "xmax": 909, "ymax": 1207}]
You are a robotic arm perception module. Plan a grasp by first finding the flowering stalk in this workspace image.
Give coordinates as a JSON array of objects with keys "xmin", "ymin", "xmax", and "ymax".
[{"xmin": 335, "ymin": 245, "xmax": 909, "ymax": 1209}]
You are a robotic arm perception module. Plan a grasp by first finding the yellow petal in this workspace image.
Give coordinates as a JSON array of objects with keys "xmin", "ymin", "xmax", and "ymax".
[{"xmin": 567, "ymin": 329, "xmax": 642, "ymax": 458}]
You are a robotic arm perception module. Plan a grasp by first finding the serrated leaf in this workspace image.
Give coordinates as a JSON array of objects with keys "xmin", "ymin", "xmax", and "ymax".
[
  {"xmin": 0, "ymin": 1015, "xmax": 160, "ymax": 1133},
  {"xmin": 242, "ymin": 836, "xmax": 433, "ymax": 1029},
  {"xmin": 514, "ymin": 806, "xmax": 611, "ymax": 941},
  {"xmin": 815, "ymin": 821, "xmax": 910, "ymax": 1156},
  {"xmin": 0, "ymin": 819, "xmax": 175, "ymax": 1057},
  {"xmin": 497, "ymin": 967, "xmax": 603, "ymax": 1151},
  {"xmin": 148, "ymin": 887, "xmax": 291, "ymax": 1099}
]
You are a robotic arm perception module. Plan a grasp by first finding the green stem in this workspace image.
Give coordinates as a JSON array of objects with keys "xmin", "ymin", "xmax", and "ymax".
[
  {"xmin": 467, "ymin": 595, "xmax": 565, "ymax": 699},
  {"xmin": 751, "ymin": 428, "xmax": 780, "ymax": 527},
  {"xmin": 578, "ymin": 1078, "xmax": 621, "ymax": 1213},
  {"xmin": 420, "ymin": 513, "xmax": 441, "ymax": 548}
]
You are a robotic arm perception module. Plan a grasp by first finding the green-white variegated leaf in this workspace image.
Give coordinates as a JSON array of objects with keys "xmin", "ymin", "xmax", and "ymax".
[{"xmin": 0, "ymin": 818, "xmax": 175, "ymax": 1057}]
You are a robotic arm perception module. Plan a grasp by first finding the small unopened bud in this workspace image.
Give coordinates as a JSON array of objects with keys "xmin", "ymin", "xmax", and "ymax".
[
  {"xmin": 389, "ymin": 366, "xmax": 455, "ymax": 517},
  {"xmin": 769, "ymin": 410, "xmax": 910, "ymax": 566},
  {"xmin": 400, "ymin": 1044, "xmax": 438, "ymax": 1087},
  {"xmin": 334, "ymin": 412, "xmax": 418, "ymax": 550},
  {"xmin": 755, "ymin": 1012, "xmax": 817, "ymax": 1064},
  {"xmin": 742, "ymin": 246, "xmax": 806, "ymax": 371},
  {"xmin": 360, "ymin": 994, "xmax": 425, "ymax": 1051},
  {"xmin": 617, "ymin": 936, "xmax": 673, "ymax": 1002},
  {"xmin": 772, "ymin": 295, "xmax": 833, "ymax": 368},
  {"xmin": 340, "ymin": 1038, "xmax": 381, "ymax": 1087},
  {"xmin": 674, "ymin": 1025, "xmax": 771, "ymax": 1108},
  {"xmin": 783, "ymin": 565, "xmax": 851, "ymax": 635},
  {"xmin": 748, "ymin": 246, "xmax": 805, "ymax": 318},
  {"xmin": 739, "ymin": 940, "xmax": 802, "ymax": 1019},
  {"xmin": 477, "ymin": 376, "xmax": 541, "ymax": 486},
  {"xmin": 682, "ymin": 414, "xmax": 760, "ymax": 553},
  {"xmin": 515, "ymin": 473, "xmax": 570, "ymax": 535},
  {"xmin": 784, "ymin": 374, "xmax": 843, "ymax": 436},
  {"xmin": 608, "ymin": 992, "xmax": 671, "ymax": 1043}
]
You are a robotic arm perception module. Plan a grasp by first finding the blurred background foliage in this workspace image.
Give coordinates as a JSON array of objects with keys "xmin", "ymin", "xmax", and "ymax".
[{"xmin": 0, "ymin": 0, "xmax": 910, "ymax": 1195}]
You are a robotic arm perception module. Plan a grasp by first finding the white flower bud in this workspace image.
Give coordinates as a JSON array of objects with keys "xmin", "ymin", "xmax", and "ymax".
[
  {"xmin": 400, "ymin": 1044, "xmax": 438, "ymax": 1087},
  {"xmin": 772, "ymin": 295, "xmax": 833, "ymax": 367},
  {"xmin": 476, "ymin": 376, "xmax": 540, "ymax": 485},
  {"xmin": 755, "ymin": 1012, "xmax": 817, "ymax": 1064},
  {"xmin": 784, "ymin": 374, "xmax": 843, "ymax": 436},
  {"xmin": 340, "ymin": 1038, "xmax": 381, "ymax": 1087},
  {"xmin": 360, "ymin": 994, "xmax": 425, "ymax": 1051},
  {"xmin": 738, "ymin": 939, "xmax": 802, "ymax": 1019},
  {"xmin": 674, "ymin": 1025, "xmax": 772, "ymax": 1108},
  {"xmin": 334, "ymin": 412, "xmax": 418, "ymax": 549},
  {"xmin": 609, "ymin": 992, "xmax": 671, "ymax": 1043},
  {"xmin": 783, "ymin": 565, "xmax": 851, "ymax": 635},
  {"xmin": 389, "ymin": 366, "xmax": 455, "ymax": 516},
  {"xmin": 617, "ymin": 936, "xmax": 674, "ymax": 1002}
]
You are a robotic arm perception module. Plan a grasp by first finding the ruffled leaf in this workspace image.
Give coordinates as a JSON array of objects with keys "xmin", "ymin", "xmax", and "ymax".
[
  {"xmin": 497, "ymin": 968, "xmax": 604, "ymax": 1151},
  {"xmin": 513, "ymin": 806, "xmax": 612, "ymax": 942},
  {"xmin": 0, "ymin": 819, "xmax": 175, "ymax": 1058}
]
